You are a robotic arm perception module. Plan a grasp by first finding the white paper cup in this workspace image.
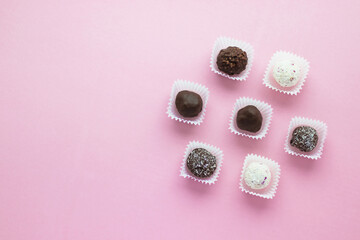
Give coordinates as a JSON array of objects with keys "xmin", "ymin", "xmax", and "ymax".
[
  {"xmin": 229, "ymin": 97, "xmax": 273, "ymax": 139},
  {"xmin": 180, "ymin": 141, "xmax": 224, "ymax": 185},
  {"xmin": 210, "ymin": 37, "xmax": 254, "ymax": 81},
  {"xmin": 285, "ymin": 117, "xmax": 328, "ymax": 160},
  {"xmin": 167, "ymin": 80, "xmax": 209, "ymax": 125},
  {"xmin": 239, "ymin": 154, "xmax": 281, "ymax": 199},
  {"xmin": 263, "ymin": 51, "xmax": 310, "ymax": 95}
]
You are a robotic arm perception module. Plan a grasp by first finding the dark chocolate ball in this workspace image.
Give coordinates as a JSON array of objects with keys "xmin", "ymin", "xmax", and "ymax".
[
  {"xmin": 186, "ymin": 148, "xmax": 217, "ymax": 178},
  {"xmin": 290, "ymin": 126, "xmax": 318, "ymax": 152},
  {"xmin": 236, "ymin": 105, "xmax": 263, "ymax": 133},
  {"xmin": 216, "ymin": 46, "xmax": 248, "ymax": 75},
  {"xmin": 175, "ymin": 90, "xmax": 203, "ymax": 118}
]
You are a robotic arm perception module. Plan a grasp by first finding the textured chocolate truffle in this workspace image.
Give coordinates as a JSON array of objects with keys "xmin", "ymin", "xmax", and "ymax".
[
  {"xmin": 244, "ymin": 162, "xmax": 272, "ymax": 190},
  {"xmin": 175, "ymin": 90, "xmax": 203, "ymax": 118},
  {"xmin": 236, "ymin": 105, "xmax": 263, "ymax": 133},
  {"xmin": 186, "ymin": 148, "xmax": 217, "ymax": 178},
  {"xmin": 216, "ymin": 46, "xmax": 248, "ymax": 75},
  {"xmin": 273, "ymin": 60, "xmax": 301, "ymax": 87},
  {"xmin": 290, "ymin": 126, "xmax": 318, "ymax": 152}
]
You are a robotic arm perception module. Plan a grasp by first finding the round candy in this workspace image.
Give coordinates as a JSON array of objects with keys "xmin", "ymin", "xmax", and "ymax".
[
  {"xmin": 186, "ymin": 148, "xmax": 217, "ymax": 178},
  {"xmin": 272, "ymin": 60, "xmax": 301, "ymax": 87},
  {"xmin": 236, "ymin": 105, "xmax": 263, "ymax": 133},
  {"xmin": 290, "ymin": 126, "xmax": 318, "ymax": 152},
  {"xmin": 216, "ymin": 46, "xmax": 248, "ymax": 75},
  {"xmin": 244, "ymin": 162, "xmax": 272, "ymax": 190},
  {"xmin": 175, "ymin": 90, "xmax": 203, "ymax": 118}
]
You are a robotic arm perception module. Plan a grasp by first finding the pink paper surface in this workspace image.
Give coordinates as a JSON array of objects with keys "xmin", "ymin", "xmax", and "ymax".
[{"xmin": 0, "ymin": 1, "xmax": 360, "ymax": 239}]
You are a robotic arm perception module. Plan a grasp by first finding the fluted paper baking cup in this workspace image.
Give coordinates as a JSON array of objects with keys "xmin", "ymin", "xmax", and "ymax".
[
  {"xmin": 210, "ymin": 37, "xmax": 254, "ymax": 81},
  {"xmin": 239, "ymin": 154, "xmax": 281, "ymax": 199},
  {"xmin": 167, "ymin": 80, "xmax": 209, "ymax": 125},
  {"xmin": 229, "ymin": 97, "xmax": 273, "ymax": 139},
  {"xmin": 180, "ymin": 141, "xmax": 224, "ymax": 185},
  {"xmin": 285, "ymin": 116, "xmax": 328, "ymax": 160},
  {"xmin": 263, "ymin": 51, "xmax": 310, "ymax": 95}
]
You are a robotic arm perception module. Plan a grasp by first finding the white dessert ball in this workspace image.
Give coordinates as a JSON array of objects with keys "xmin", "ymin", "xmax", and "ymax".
[
  {"xmin": 244, "ymin": 162, "xmax": 271, "ymax": 190},
  {"xmin": 272, "ymin": 60, "xmax": 301, "ymax": 87}
]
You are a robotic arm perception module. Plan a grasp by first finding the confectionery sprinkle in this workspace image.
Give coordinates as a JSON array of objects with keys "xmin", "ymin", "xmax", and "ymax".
[
  {"xmin": 290, "ymin": 126, "xmax": 318, "ymax": 152},
  {"xmin": 186, "ymin": 148, "xmax": 217, "ymax": 178},
  {"xmin": 244, "ymin": 162, "xmax": 272, "ymax": 190},
  {"xmin": 272, "ymin": 59, "xmax": 301, "ymax": 87},
  {"xmin": 216, "ymin": 46, "xmax": 248, "ymax": 75}
]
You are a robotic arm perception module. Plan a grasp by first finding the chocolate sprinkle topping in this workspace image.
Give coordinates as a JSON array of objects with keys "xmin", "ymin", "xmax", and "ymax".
[
  {"xmin": 290, "ymin": 126, "xmax": 319, "ymax": 152},
  {"xmin": 186, "ymin": 148, "xmax": 217, "ymax": 178},
  {"xmin": 216, "ymin": 46, "xmax": 248, "ymax": 75}
]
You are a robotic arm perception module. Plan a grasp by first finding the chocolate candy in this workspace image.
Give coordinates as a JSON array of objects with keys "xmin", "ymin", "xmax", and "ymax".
[
  {"xmin": 175, "ymin": 90, "xmax": 203, "ymax": 118},
  {"xmin": 186, "ymin": 148, "xmax": 217, "ymax": 178},
  {"xmin": 290, "ymin": 126, "xmax": 318, "ymax": 152},
  {"xmin": 216, "ymin": 46, "xmax": 248, "ymax": 75},
  {"xmin": 236, "ymin": 105, "xmax": 263, "ymax": 133}
]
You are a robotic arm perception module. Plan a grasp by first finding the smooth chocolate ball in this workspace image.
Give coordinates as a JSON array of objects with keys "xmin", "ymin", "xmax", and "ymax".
[
  {"xmin": 186, "ymin": 148, "xmax": 217, "ymax": 178},
  {"xmin": 216, "ymin": 46, "xmax": 248, "ymax": 75},
  {"xmin": 175, "ymin": 90, "xmax": 203, "ymax": 118},
  {"xmin": 236, "ymin": 105, "xmax": 263, "ymax": 133},
  {"xmin": 290, "ymin": 126, "xmax": 318, "ymax": 152}
]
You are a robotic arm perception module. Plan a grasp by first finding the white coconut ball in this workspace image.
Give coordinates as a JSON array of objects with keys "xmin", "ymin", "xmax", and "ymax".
[
  {"xmin": 244, "ymin": 162, "xmax": 271, "ymax": 190},
  {"xmin": 272, "ymin": 60, "xmax": 301, "ymax": 87}
]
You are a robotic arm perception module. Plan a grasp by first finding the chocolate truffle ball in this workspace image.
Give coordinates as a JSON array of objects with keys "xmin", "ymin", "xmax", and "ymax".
[
  {"xmin": 175, "ymin": 90, "xmax": 203, "ymax": 118},
  {"xmin": 290, "ymin": 126, "xmax": 318, "ymax": 152},
  {"xmin": 273, "ymin": 60, "xmax": 301, "ymax": 87},
  {"xmin": 186, "ymin": 148, "xmax": 217, "ymax": 178},
  {"xmin": 216, "ymin": 46, "xmax": 248, "ymax": 75},
  {"xmin": 236, "ymin": 105, "xmax": 263, "ymax": 133},
  {"xmin": 244, "ymin": 162, "xmax": 272, "ymax": 190}
]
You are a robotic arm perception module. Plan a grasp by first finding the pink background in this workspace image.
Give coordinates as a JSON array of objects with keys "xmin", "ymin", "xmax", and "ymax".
[{"xmin": 1, "ymin": 0, "xmax": 360, "ymax": 239}]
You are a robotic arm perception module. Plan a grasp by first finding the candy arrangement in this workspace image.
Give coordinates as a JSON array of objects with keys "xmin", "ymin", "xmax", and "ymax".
[{"xmin": 167, "ymin": 36, "xmax": 328, "ymax": 199}]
